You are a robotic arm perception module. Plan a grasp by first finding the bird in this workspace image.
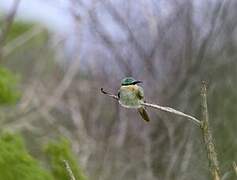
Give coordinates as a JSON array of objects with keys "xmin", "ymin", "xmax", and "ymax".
[{"xmin": 118, "ymin": 77, "xmax": 150, "ymax": 122}]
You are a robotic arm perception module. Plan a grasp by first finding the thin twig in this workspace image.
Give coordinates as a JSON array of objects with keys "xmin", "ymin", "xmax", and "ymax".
[
  {"xmin": 100, "ymin": 88, "xmax": 201, "ymax": 126},
  {"xmin": 200, "ymin": 82, "xmax": 220, "ymax": 180},
  {"xmin": 101, "ymin": 88, "xmax": 119, "ymax": 100},
  {"xmin": 63, "ymin": 160, "xmax": 76, "ymax": 180}
]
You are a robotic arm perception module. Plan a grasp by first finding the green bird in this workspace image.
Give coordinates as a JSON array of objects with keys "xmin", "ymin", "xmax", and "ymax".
[{"xmin": 118, "ymin": 77, "xmax": 150, "ymax": 122}]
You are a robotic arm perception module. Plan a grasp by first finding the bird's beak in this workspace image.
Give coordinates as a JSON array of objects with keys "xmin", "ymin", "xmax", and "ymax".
[{"xmin": 134, "ymin": 80, "xmax": 143, "ymax": 84}]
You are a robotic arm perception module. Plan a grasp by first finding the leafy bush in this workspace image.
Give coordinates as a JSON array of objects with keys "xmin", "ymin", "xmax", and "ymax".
[
  {"xmin": 0, "ymin": 133, "xmax": 53, "ymax": 180},
  {"xmin": 45, "ymin": 138, "xmax": 87, "ymax": 180}
]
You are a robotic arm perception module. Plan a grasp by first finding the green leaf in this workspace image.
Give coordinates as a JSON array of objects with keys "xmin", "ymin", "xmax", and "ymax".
[{"xmin": 0, "ymin": 66, "xmax": 21, "ymax": 105}]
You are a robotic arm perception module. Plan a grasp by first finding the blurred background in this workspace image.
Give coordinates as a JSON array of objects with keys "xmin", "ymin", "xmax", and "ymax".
[{"xmin": 0, "ymin": 0, "xmax": 237, "ymax": 179}]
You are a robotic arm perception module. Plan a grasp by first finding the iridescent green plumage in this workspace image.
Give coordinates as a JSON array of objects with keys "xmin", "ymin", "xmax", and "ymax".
[{"xmin": 118, "ymin": 77, "xmax": 150, "ymax": 122}]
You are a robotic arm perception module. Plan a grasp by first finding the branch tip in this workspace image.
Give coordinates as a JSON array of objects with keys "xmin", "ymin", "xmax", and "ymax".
[
  {"xmin": 100, "ymin": 88, "xmax": 107, "ymax": 94},
  {"xmin": 100, "ymin": 88, "xmax": 119, "ymax": 100}
]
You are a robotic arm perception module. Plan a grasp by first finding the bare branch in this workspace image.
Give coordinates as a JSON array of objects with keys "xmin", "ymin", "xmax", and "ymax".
[
  {"xmin": 200, "ymin": 82, "xmax": 221, "ymax": 180},
  {"xmin": 100, "ymin": 88, "xmax": 118, "ymax": 100},
  {"xmin": 141, "ymin": 102, "xmax": 201, "ymax": 126},
  {"xmin": 100, "ymin": 88, "xmax": 200, "ymax": 126}
]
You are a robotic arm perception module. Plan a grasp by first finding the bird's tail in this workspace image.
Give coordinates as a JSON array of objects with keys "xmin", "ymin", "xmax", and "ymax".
[{"xmin": 138, "ymin": 107, "xmax": 150, "ymax": 122}]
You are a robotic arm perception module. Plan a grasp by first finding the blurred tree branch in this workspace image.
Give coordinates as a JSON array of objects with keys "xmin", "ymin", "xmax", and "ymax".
[
  {"xmin": 2, "ymin": 26, "xmax": 43, "ymax": 58},
  {"xmin": 0, "ymin": 0, "xmax": 21, "ymax": 62},
  {"xmin": 233, "ymin": 162, "xmax": 237, "ymax": 177},
  {"xmin": 63, "ymin": 160, "xmax": 76, "ymax": 180}
]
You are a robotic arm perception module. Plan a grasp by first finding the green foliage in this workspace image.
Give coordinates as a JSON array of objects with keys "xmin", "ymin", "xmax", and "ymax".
[
  {"xmin": 0, "ymin": 132, "xmax": 53, "ymax": 180},
  {"xmin": 6, "ymin": 21, "xmax": 33, "ymax": 41},
  {"xmin": 45, "ymin": 138, "xmax": 87, "ymax": 180},
  {"xmin": 0, "ymin": 66, "xmax": 20, "ymax": 105}
]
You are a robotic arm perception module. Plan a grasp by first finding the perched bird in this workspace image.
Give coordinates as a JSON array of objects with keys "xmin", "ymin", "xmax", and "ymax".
[{"xmin": 118, "ymin": 77, "xmax": 150, "ymax": 122}]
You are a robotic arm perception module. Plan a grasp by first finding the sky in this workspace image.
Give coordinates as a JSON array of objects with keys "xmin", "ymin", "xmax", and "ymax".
[
  {"xmin": 0, "ymin": 0, "xmax": 177, "ymax": 68},
  {"xmin": 0, "ymin": 0, "xmax": 208, "ymax": 68},
  {"xmin": 0, "ymin": 0, "xmax": 74, "ymax": 35}
]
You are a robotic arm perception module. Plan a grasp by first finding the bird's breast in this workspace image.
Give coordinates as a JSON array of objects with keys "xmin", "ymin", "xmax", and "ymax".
[{"xmin": 119, "ymin": 85, "xmax": 143, "ymax": 108}]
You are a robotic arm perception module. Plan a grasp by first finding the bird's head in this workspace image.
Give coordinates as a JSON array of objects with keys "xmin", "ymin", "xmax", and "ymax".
[{"xmin": 121, "ymin": 77, "xmax": 142, "ymax": 86}]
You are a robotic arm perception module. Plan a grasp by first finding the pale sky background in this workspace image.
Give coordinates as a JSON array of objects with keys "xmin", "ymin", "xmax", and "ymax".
[
  {"xmin": 0, "ymin": 0, "xmax": 86, "ymax": 66},
  {"xmin": 0, "ymin": 0, "xmax": 210, "ymax": 68},
  {"xmin": 0, "ymin": 0, "xmax": 174, "ymax": 34},
  {"xmin": 0, "ymin": 0, "xmax": 75, "ymax": 34}
]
